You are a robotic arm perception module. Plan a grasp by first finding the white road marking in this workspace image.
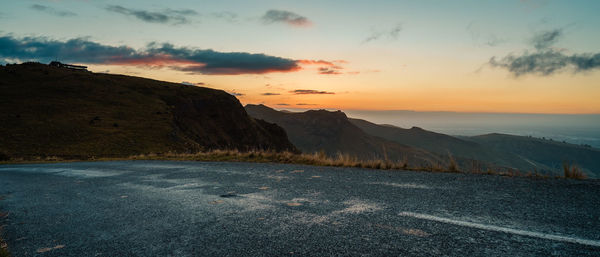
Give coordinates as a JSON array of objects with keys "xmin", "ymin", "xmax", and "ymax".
[{"xmin": 398, "ymin": 212, "xmax": 600, "ymax": 247}]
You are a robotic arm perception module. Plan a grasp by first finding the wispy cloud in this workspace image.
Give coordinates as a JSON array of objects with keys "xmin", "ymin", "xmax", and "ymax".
[
  {"xmin": 209, "ymin": 11, "xmax": 239, "ymax": 23},
  {"xmin": 318, "ymin": 67, "xmax": 342, "ymax": 75},
  {"xmin": 105, "ymin": 5, "xmax": 197, "ymax": 25},
  {"xmin": 30, "ymin": 4, "xmax": 76, "ymax": 17},
  {"xmin": 290, "ymin": 89, "xmax": 334, "ymax": 95},
  {"xmin": 363, "ymin": 23, "xmax": 402, "ymax": 43},
  {"xmin": 229, "ymin": 91, "xmax": 244, "ymax": 96},
  {"xmin": 297, "ymin": 59, "xmax": 346, "ymax": 75},
  {"xmin": 181, "ymin": 81, "xmax": 205, "ymax": 86},
  {"xmin": 262, "ymin": 9, "xmax": 311, "ymax": 27},
  {"xmin": 488, "ymin": 28, "xmax": 600, "ymax": 76},
  {"xmin": 296, "ymin": 103, "xmax": 316, "ymax": 106},
  {"xmin": 466, "ymin": 21, "xmax": 505, "ymax": 47},
  {"xmin": 276, "ymin": 103, "xmax": 290, "ymax": 106},
  {"xmin": 531, "ymin": 28, "xmax": 562, "ymax": 50},
  {"xmin": 261, "ymin": 92, "xmax": 280, "ymax": 96}
]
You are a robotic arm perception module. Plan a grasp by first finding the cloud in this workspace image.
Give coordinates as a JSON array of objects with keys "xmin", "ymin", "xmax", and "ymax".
[
  {"xmin": 30, "ymin": 4, "xmax": 76, "ymax": 17},
  {"xmin": 105, "ymin": 5, "xmax": 197, "ymax": 25},
  {"xmin": 261, "ymin": 92, "xmax": 280, "ymax": 96},
  {"xmin": 363, "ymin": 23, "xmax": 402, "ymax": 43},
  {"xmin": 0, "ymin": 35, "xmax": 306, "ymax": 75},
  {"xmin": 297, "ymin": 59, "xmax": 346, "ymax": 75},
  {"xmin": 296, "ymin": 103, "xmax": 316, "ymax": 106},
  {"xmin": 531, "ymin": 29, "xmax": 562, "ymax": 50},
  {"xmin": 210, "ymin": 11, "xmax": 238, "ymax": 23},
  {"xmin": 276, "ymin": 103, "xmax": 290, "ymax": 106},
  {"xmin": 181, "ymin": 81, "xmax": 205, "ymax": 86},
  {"xmin": 262, "ymin": 9, "xmax": 311, "ymax": 27},
  {"xmin": 488, "ymin": 28, "xmax": 600, "ymax": 76},
  {"xmin": 489, "ymin": 50, "xmax": 600, "ymax": 76},
  {"xmin": 297, "ymin": 59, "xmax": 335, "ymax": 66},
  {"xmin": 229, "ymin": 92, "xmax": 244, "ymax": 96},
  {"xmin": 290, "ymin": 89, "xmax": 334, "ymax": 95},
  {"xmin": 318, "ymin": 67, "xmax": 342, "ymax": 75}
]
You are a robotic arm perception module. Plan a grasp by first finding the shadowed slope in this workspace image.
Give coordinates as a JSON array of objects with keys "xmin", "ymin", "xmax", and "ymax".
[
  {"xmin": 0, "ymin": 63, "xmax": 297, "ymax": 159},
  {"xmin": 245, "ymin": 104, "xmax": 441, "ymax": 166},
  {"xmin": 349, "ymin": 118, "xmax": 600, "ymax": 177},
  {"xmin": 467, "ymin": 133, "xmax": 600, "ymax": 177}
]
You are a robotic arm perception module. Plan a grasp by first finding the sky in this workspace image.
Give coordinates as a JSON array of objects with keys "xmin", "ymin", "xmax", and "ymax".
[{"xmin": 2, "ymin": 0, "xmax": 600, "ymax": 113}]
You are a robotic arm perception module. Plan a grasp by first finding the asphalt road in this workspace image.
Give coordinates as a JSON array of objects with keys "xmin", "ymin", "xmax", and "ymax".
[{"xmin": 0, "ymin": 161, "xmax": 599, "ymax": 256}]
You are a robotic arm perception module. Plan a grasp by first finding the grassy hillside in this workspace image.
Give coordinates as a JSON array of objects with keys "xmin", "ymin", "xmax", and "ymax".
[
  {"xmin": 0, "ymin": 63, "xmax": 297, "ymax": 160},
  {"xmin": 350, "ymin": 118, "xmax": 600, "ymax": 177},
  {"xmin": 466, "ymin": 133, "xmax": 600, "ymax": 176},
  {"xmin": 349, "ymin": 118, "xmax": 536, "ymax": 170},
  {"xmin": 245, "ymin": 104, "xmax": 443, "ymax": 167}
]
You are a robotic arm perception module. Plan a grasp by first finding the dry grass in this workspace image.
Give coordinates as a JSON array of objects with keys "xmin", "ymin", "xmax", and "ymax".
[
  {"xmin": 447, "ymin": 154, "xmax": 460, "ymax": 173},
  {"xmin": 563, "ymin": 162, "xmax": 588, "ymax": 179},
  {"xmin": 128, "ymin": 150, "xmax": 412, "ymax": 171},
  {"xmin": 1, "ymin": 150, "xmax": 588, "ymax": 180}
]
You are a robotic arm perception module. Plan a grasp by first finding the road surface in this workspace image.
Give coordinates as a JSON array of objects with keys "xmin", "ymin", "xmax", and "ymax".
[{"xmin": 0, "ymin": 161, "xmax": 599, "ymax": 256}]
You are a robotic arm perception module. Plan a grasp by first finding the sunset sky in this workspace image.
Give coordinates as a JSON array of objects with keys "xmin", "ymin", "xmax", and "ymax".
[{"xmin": 2, "ymin": 0, "xmax": 600, "ymax": 113}]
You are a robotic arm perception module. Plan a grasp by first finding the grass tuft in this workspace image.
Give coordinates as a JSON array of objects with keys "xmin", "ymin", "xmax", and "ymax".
[{"xmin": 563, "ymin": 162, "xmax": 587, "ymax": 179}]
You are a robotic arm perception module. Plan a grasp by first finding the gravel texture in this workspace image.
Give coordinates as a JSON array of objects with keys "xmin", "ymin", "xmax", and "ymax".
[{"xmin": 0, "ymin": 161, "xmax": 599, "ymax": 256}]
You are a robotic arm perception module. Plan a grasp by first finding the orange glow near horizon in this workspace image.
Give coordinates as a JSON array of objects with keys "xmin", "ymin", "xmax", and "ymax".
[{"xmin": 87, "ymin": 60, "xmax": 600, "ymax": 114}]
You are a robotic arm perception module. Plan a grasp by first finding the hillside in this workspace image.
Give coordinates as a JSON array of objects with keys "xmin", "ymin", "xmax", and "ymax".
[
  {"xmin": 245, "ymin": 104, "xmax": 442, "ymax": 166},
  {"xmin": 350, "ymin": 118, "xmax": 600, "ymax": 177},
  {"xmin": 0, "ymin": 62, "xmax": 297, "ymax": 159},
  {"xmin": 348, "ymin": 118, "xmax": 535, "ymax": 170},
  {"xmin": 466, "ymin": 133, "xmax": 600, "ymax": 176}
]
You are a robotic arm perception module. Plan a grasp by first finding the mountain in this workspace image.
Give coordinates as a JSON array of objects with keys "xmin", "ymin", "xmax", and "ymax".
[
  {"xmin": 351, "ymin": 118, "xmax": 600, "ymax": 177},
  {"xmin": 349, "ymin": 118, "xmax": 532, "ymax": 170},
  {"xmin": 466, "ymin": 133, "xmax": 600, "ymax": 176},
  {"xmin": 245, "ymin": 104, "xmax": 441, "ymax": 166},
  {"xmin": 0, "ymin": 62, "xmax": 297, "ymax": 160}
]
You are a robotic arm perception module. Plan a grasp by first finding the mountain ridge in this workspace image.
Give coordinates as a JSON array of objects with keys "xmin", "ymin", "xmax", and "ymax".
[{"xmin": 247, "ymin": 104, "xmax": 600, "ymax": 177}]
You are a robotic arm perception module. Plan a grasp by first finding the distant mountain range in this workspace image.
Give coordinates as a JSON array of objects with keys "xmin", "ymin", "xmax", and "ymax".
[
  {"xmin": 244, "ymin": 104, "xmax": 441, "ymax": 167},
  {"xmin": 0, "ymin": 63, "xmax": 297, "ymax": 159},
  {"xmin": 246, "ymin": 104, "xmax": 600, "ymax": 177}
]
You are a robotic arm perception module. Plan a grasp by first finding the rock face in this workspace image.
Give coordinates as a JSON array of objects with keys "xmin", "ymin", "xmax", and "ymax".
[{"xmin": 0, "ymin": 62, "xmax": 297, "ymax": 159}]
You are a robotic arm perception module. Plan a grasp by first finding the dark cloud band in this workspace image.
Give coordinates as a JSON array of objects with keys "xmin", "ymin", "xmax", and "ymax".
[
  {"xmin": 0, "ymin": 35, "xmax": 302, "ymax": 75},
  {"xmin": 489, "ymin": 50, "xmax": 600, "ymax": 76},
  {"xmin": 489, "ymin": 28, "xmax": 600, "ymax": 76}
]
